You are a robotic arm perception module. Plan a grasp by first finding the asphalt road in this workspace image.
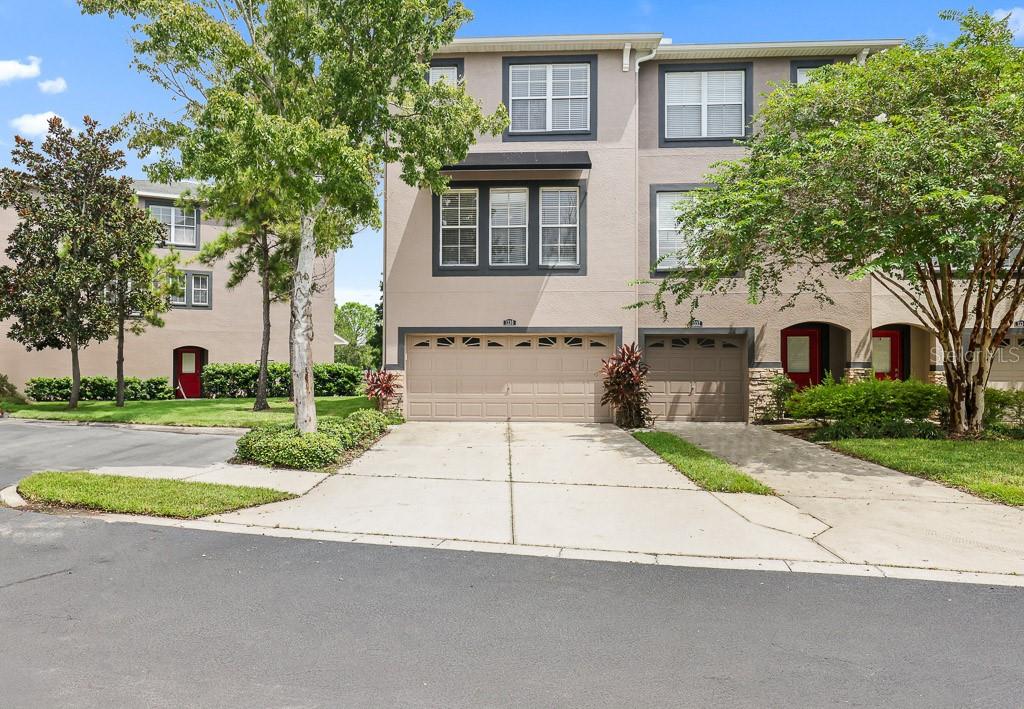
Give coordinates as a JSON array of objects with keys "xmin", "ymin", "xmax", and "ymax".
[
  {"xmin": 0, "ymin": 418, "xmax": 238, "ymax": 486},
  {"xmin": 1, "ymin": 507, "xmax": 1023, "ymax": 708}
]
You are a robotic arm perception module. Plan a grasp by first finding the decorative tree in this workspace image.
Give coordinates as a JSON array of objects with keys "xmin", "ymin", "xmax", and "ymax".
[
  {"xmin": 646, "ymin": 10, "xmax": 1024, "ymax": 437},
  {"xmin": 0, "ymin": 116, "xmax": 128, "ymax": 408},
  {"xmin": 83, "ymin": 0, "xmax": 507, "ymax": 432},
  {"xmin": 599, "ymin": 343, "xmax": 653, "ymax": 429}
]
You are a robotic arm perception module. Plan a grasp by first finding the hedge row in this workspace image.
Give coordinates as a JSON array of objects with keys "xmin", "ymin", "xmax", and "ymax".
[
  {"xmin": 25, "ymin": 376, "xmax": 174, "ymax": 402},
  {"xmin": 201, "ymin": 362, "xmax": 362, "ymax": 398},
  {"xmin": 235, "ymin": 409, "xmax": 401, "ymax": 469}
]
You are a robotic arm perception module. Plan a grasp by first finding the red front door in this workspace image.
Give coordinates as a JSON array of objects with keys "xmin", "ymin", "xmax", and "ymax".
[
  {"xmin": 871, "ymin": 329, "xmax": 903, "ymax": 380},
  {"xmin": 782, "ymin": 327, "xmax": 822, "ymax": 389},
  {"xmin": 174, "ymin": 347, "xmax": 204, "ymax": 399}
]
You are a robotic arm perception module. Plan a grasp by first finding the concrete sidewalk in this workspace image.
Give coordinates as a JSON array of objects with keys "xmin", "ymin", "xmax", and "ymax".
[{"xmin": 660, "ymin": 423, "xmax": 1024, "ymax": 577}]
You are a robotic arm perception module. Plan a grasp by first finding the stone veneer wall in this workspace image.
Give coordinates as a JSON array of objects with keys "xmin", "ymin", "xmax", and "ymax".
[
  {"xmin": 747, "ymin": 367, "xmax": 785, "ymax": 422},
  {"xmin": 844, "ymin": 367, "xmax": 872, "ymax": 383},
  {"xmin": 387, "ymin": 369, "xmax": 406, "ymax": 415}
]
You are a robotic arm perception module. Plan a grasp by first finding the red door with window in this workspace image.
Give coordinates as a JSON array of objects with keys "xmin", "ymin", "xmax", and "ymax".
[
  {"xmin": 782, "ymin": 327, "xmax": 822, "ymax": 389},
  {"xmin": 174, "ymin": 347, "xmax": 205, "ymax": 399},
  {"xmin": 871, "ymin": 329, "xmax": 903, "ymax": 380}
]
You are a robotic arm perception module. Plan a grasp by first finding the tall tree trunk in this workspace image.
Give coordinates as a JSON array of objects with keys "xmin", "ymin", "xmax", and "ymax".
[
  {"xmin": 69, "ymin": 335, "xmax": 81, "ymax": 410},
  {"xmin": 253, "ymin": 238, "xmax": 272, "ymax": 412},
  {"xmin": 291, "ymin": 212, "xmax": 318, "ymax": 433},
  {"xmin": 115, "ymin": 312, "xmax": 126, "ymax": 407}
]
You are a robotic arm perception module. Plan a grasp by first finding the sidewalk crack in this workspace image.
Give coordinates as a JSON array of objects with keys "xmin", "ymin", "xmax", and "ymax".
[{"xmin": 506, "ymin": 421, "xmax": 515, "ymax": 545}]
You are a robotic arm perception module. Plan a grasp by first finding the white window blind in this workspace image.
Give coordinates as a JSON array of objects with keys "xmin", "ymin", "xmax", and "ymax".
[
  {"xmin": 509, "ymin": 63, "xmax": 589, "ymax": 133},
  {"xmin": 540, "ymin": 187, "xmax": 579, "ymax": 266},
  {"xmin": 489, "ymin": 188, "xmax": 528, "ymax": 266},
  {"xmin": 665, "ymin": 70, "xmax": 745, "ymax": 139},
  {"xmin": 795, "ymin": 66, "xmax": 812, "ymax": 85},
  {"xmin": 429, "ymin": 65, "xmax": 459, "ymax": 85},
  {"xmin": 150, "ymin": 204, "xmax": 197, "ymax": 246},
  {"xmin": 191, "ymin": 273, "xmax": 209, "ymax": 306},
  {"xmin": 439, "ymin": 189, "xmax": 478, "ymax": 266},
  {"xmin": 656, "ymin": 191, "xmax": 693, "ymax": 269}
]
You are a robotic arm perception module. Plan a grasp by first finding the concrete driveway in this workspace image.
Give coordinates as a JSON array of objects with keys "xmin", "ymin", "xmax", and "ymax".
[{"xmin": 210, "ymin": 422, "xmax": 855, "ymax": 566}]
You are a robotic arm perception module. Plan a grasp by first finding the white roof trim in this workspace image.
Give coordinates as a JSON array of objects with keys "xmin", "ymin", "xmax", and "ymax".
[
  {"xmin": 440, "ymin": 33, "xmax": 663, "ymax": 54},
  {"xmin": 654, "ymin": 39, "xmax": 904, "ymax": 60}
]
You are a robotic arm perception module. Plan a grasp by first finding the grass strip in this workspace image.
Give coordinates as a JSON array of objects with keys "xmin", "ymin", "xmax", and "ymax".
[
  {"xmin": 18, "ymin": 471, "xmax": 293, "ymax": 519},
  {"xmin": 634, "ymin": 431, "xmax": 774, "ymax": 495}
]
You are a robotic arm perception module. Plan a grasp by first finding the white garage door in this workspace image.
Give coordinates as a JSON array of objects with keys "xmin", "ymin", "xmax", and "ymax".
[
  {"xmin": 405, "ymin": 333, "xmax": 613, "ymax": 421},
  {"xmin": 988, "ymin": 335, "xmax": 1024, "ymax": 389},
  {"xmin": 645, "ymin": 334, "xmax": 747, "ymax": 421}
]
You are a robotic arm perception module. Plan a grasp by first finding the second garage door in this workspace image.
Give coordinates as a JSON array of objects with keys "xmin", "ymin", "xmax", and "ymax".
[
  {"xmin": 405, "ymin": 333, "xmax": 614, "ymax": 422},
  {"xmin": 645, "ymin": 334, "xmax": 747, "ymax": 421}
]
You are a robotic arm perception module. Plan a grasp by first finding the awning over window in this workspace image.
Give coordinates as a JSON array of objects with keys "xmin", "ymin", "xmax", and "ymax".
[{"xmin": 443, "ymin": 151, "xmax": 592, "ymax": 171}]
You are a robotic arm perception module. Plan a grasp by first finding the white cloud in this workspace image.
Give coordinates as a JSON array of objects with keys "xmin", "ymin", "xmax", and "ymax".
[
  {"xmin": 37, "ymin": 77, "xmax": 67, "ymax": 94},
  {"xmin": 334, "ymin": 287, "xmax": 379, "ymax": 307},
  {"xmin": 9, "ymin": 111, "xmax": 62, "ymax": 138},
  {"xmin": 992, "ymin": 7, "xmax": 1024, "ymax": 39},
  {"xmin": 0, "ymin": 56, "xmax": 41, "ymax": 84}
]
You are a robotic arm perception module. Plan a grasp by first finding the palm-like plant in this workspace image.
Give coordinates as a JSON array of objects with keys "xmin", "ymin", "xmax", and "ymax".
[
  {"xmin": 364, "ymin": 369, "xmax": 401, "ymax": 411},
  {"xmin": 599, "ymin": 343, "xmax": 653, "ymax": 428}
]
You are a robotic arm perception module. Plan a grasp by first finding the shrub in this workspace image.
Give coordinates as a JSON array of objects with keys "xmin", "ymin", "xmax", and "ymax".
[
  {"xmin": 24, "ymin": 375, "xmax": 173, "ymax": 402},
  {"xmin": 235, "ymin": 426, "xmax": 342, "ymax": 469},
  {"xmin": 235, "ymin": 409, "xmax": 394, "ymax": 469},
  {"xmin": 0, "ymin": 372, "xmax": 26, "ymax": 403},
  {"xmin": 601, "ymin": 342, "xmax": 653, "ymax": 429},
  {"xmin": 787, "ymin": 378, "xmax": 947, "ymax": 424},
  {"xmin": 754, "ymin": 374, "xmax": 797, "ymax": 423},
  {"xmin": 364, "ymin": 369, "xmax": 401, "ymax": 410},
  {"xmin": 812, "ymin": 415, "xmax": 944, "ymax": 441},
  {"xmin": 202, "ymin": 362, "xmax": 360, "ymax": 398}
]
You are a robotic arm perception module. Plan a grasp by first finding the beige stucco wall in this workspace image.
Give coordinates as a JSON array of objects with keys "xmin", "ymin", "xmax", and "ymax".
[
  {"xmin": 0, "ymin": 205, "xmax": 335, "ymax": 392},
  {"xmin": 384, "ymin": 48, "xmax": 943, "ymax": 377}
]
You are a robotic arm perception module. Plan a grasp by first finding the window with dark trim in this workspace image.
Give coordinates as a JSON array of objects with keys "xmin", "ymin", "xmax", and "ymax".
[
  {"xmin": 429, "ymin": 58, "xmax": 464, "ymax": 85},
  {"xmin": 658, "ymin": 62, "xmax": 753, "ymax": 148},
  {"xmin": 169, "ymin": 270, "xmax": 213, "ymax": 309},
  {"xmin": 432, "ymin": 179, "xmax": 588, "ymax": 277},
  {"xmin": 148, "ymin": 202, "xmax": 200, "ymax": 249},
  {"xmin": 649, "ymin": 183, "xmax": 706, "ymax": 275},
  {"xmin": 502, "ymin": 55, "xmax": 598, "ymax": 141},
  {"xmin": 790, "ymin": 58, "xmax": 839, "ymax": 85}
]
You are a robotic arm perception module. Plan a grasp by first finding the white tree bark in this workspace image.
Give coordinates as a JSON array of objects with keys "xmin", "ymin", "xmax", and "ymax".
[{"xmin": 291, "ymin": 211, "xmax": 318, "ymax": 433}]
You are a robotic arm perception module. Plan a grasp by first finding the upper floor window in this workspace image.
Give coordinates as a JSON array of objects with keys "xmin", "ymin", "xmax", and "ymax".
[
  {"xmin": 439, "ymin": 189, "xmax": 478, "ymax": 267},
  {"xmin": 489, "ymin": 188, "xmax": 528, "ymax": 266},
  {"xmin": 150, "ymin": 204, "xmax": 198, "ymax": 247},
  {"xmin": 655, "ymin": 191, "xmax": 693, "ymax": 270},
  {"xmin": 169, "ymin": 271, "xmax": 212, "ymax": 308},
  {"xmin": 191, "ymin": 273, "xmax": 210, "ymax": 306},
  {"xmin": 509, "ymin": 62, "xmax": 590, "ymax": 134},
  {"xmin": 169, "ymin": 273, "xmax": 187, "ymax": 306},
  {"xmin": 429, "ymin": 65, "xmax": 459, "ymax": 86},
  {"xmin": 795, "ymin": 67, "xmax": 814, "ymax": 85},
  {"xmin": 664, "ymin": 69, "xmax": 745, "ymax": 139},
  {"xmin": 791, "ymin": 59, "xmax": 835, "ymax": 86},
  {"xmin": 540, "ymin": 187, "xmax": 579, "ymax": 266}
]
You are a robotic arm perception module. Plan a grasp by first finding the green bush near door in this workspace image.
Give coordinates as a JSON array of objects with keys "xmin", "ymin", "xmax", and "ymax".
[
  {"xmin": 25, "ymin": 376, "xmax": 174, "ymax": 402},
  {"xmin": 200, "ymin": 362, "xmax": 362, "ymax": 398}
]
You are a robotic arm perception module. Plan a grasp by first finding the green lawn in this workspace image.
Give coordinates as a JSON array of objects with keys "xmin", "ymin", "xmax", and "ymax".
[
  {"xmin": 831, "ymin": 439, "xmax": 1024, "ymax": 506},
  {"xmin": 633, "ymin": 431, "xmax": 774, "ymax": 495},
  {"xmin": 5, "ymin": 396, "xmax": 373, "ymax": 428},
  {"xmin": 18, "ymin": 471, "xmax": 293, "ymax": 518}
]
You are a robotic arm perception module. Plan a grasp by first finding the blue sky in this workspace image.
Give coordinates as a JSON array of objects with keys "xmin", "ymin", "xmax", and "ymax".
[{"xmin": 1, "ymin": 1, "xmax": 1021, "ymax": 306}]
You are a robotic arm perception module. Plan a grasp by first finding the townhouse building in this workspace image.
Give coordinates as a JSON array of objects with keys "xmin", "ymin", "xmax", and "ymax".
[
  {"xmin": 1, "ymin": 180, "xmax": 335, "ymax": 396},
  {"xmin": 383, "ymin": 31, "xmax": 1024, "ymax": 423}
]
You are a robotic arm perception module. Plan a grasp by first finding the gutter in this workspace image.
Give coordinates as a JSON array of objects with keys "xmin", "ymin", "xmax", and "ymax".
[{"xmin": 633, "ymin": 42, "xmax": 659, "ymax": 345}]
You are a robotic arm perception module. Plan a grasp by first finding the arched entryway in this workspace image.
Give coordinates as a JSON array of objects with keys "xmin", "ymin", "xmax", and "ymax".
[
  {"xmin": 872, "ymin": 323, "xmax": 931, "ymax": 381},
  {"xmin": 172, "ymin": 346, "xmax": 208, "ymax": 399},
  {"xmin": 780, "ymin": 322, "xmax": 851, "ymax": 388}
]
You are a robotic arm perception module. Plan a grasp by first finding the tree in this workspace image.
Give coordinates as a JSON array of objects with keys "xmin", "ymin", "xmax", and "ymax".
[
  {"xmin": 84, "ymin": 0, "xmax": 507, "ymax": 432},
  {"xmin": 0, "ymin": 116, "xmax": 127, "ymax": 408},
  {"xmin": 334, "ymin": 301, "xmax": 380, "ymax": 370},
  {"xmin": 647, "ymin": 10, "xmax": 1024, "ymax": 437},
  {"xmin": 109, "ymin": 215, "xmax": 180, "ymax": 407},
  {"xmin": 196, "ymin": 196, "xmax": 299, "ymax": 412}
]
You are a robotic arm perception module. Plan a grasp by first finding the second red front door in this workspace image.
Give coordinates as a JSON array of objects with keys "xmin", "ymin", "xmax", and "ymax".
[
  {"xmin": 782, "ymin": 327, "xmax": 822, "ymax": 389},
  {"xmin": 871, "ymin": 329, "xmax": 903, "ymax": 380},
  {"xmin": 174, "ymin": 347, "xmax": 204, "ymax": 398}
]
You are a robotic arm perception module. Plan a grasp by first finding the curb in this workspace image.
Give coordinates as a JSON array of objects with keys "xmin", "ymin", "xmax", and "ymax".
[
  {"xmin": 0, "ymin": 485, "xmax": 27, "ymax": 508},
  {"xmin": 3, "ymin": 418, "xmax": 246, "ymax": 436}
]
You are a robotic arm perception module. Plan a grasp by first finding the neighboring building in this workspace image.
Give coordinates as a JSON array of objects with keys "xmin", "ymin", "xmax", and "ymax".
[
  {"xmin": 383, "ymin": 32, "xmax": 982, "ymax": 423},
  {"xmin": 0, "ymin": 180, "xmax": 335, "ymax": 396}
]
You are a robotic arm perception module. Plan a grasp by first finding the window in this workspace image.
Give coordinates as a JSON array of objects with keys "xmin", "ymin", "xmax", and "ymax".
[
  {"xmin": 429, "ymin": 65, "xmax": 459, "ymax": 86},
  {"xmin": 795, "ymin": 66, "xmax": 813, "ymax": 85},
  {"xmin": 191, "ymin": 274, "xmax": 209, "ymax": 306},
  {"xmin": 489, "ymin": 188, "xmax": 528, "ymax": 266},
  {"xmin": 671, "ymin": 337, "xmax": 689, "ymax": 349},
  {"xmin": 514, "ymin": 339, "xmax": 532, "ymax": 348},
  {"xmin": 509, "ymin": 62, "xmax": 589, "ymax": 134},
  {"xmin": 439, "ymin": 189, "xmax": 478, "ymax": 266},
  {"xmin": 664, "ymin": 69, "xmax": 745, "ymax": 139},
  {"xmin": 540, "ymin": 187, "xmax": 579, "ymax": 266},
  {"xmin": 169, "ymin": 274, "xmax": 187, "ymax": 306},
  {"xmin": 564, "ymin": 336, "xmax": 583, "ymax": 348},
  {"xmin": 150, "ymin": 204, "xmax": 198, "ymax": 247},
  {"xmin": 538, "ymin": 336, "xmax": 557, "ymax": 348},
  {"xmin": 436, "ymin": 336, "xmax": 455, "ymax": 347},
  {"xmin": 462, "ymin": 336, "xmax": 480, "ymax": 347},
  {"xmin": 655, "ymin": 191, "xmax": 694, "ymax": 270}
]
